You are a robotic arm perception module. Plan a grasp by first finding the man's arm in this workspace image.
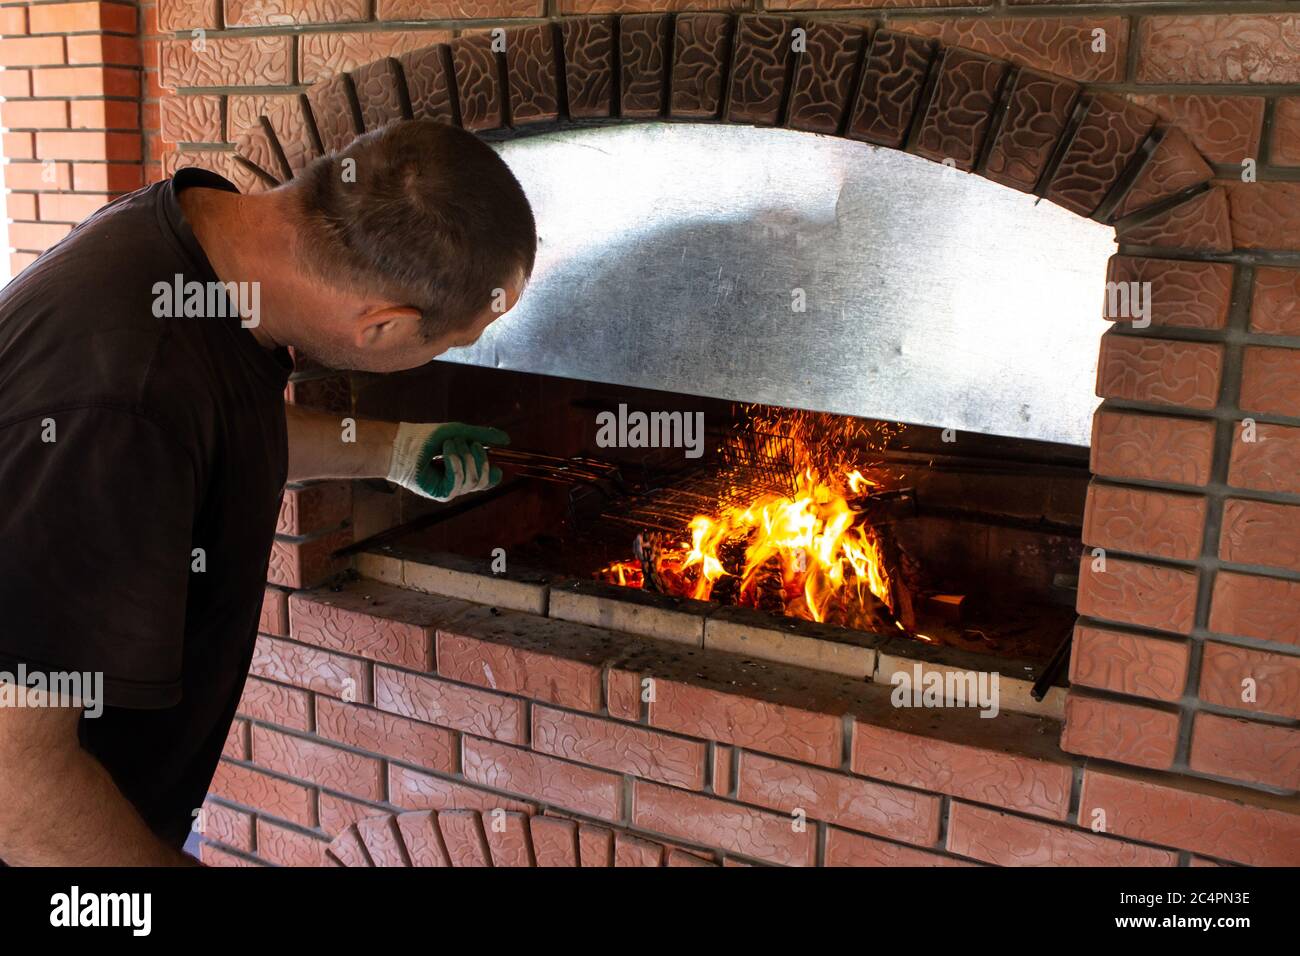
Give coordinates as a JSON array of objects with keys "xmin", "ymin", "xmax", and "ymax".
[
  {"xmin": 286, "ymin": 406, "xmax": 507, "ymax": 501},
  {"xmin": 0, "ymin": 702, "xmax": 197, "ymax": 866},
  {"xmin": 285, "ymin": 404, "xmax": 398, "ymax": 482}
]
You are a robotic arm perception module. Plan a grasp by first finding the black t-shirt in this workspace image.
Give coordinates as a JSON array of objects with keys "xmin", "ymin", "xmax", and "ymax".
[{"xmin": 0, "ymin": 168, "xmax": 292, "ymax": 849}]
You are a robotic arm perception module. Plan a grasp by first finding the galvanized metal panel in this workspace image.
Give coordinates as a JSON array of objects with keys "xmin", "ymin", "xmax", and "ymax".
[{"xmin": 443, "ymin": 123, "xmax": 1115, "ymax": 447}]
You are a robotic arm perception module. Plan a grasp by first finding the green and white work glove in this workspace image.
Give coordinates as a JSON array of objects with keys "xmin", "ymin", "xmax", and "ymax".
[{"xmin": 387, "ymin": 422, "xmax": 509, "ymax": 501}]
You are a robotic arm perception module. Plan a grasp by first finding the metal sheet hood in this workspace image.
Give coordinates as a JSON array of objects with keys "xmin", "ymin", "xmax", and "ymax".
[{"xmin": 442, "ymin": 124, "xmax": 1115, "ymax": 447}]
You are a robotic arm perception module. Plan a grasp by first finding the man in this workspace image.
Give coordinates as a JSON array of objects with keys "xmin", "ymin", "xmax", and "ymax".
[{"xmin": 0, "ymin": 119, "xmax": 537, "ymax": 865}]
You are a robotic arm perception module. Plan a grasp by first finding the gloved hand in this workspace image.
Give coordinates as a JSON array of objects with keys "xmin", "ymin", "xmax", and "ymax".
[{"xmin": 387, "ymin": 422, "xmax": 509, "ymax": 501}]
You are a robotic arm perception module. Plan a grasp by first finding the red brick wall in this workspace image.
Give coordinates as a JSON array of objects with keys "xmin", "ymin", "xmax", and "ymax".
[{"xmin": 1, "ymin": 0, "xmax": 143, "ymax": 274}]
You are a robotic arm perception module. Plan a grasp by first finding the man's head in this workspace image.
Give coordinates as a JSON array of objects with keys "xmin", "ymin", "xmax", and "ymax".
[{"xmin": 279, "ymin": 119, "xmax": 536, "ymax": 371}]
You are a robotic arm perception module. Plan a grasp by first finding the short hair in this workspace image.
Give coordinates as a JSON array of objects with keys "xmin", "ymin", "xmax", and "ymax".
[{"xmin": 288, "ymin": 119, "xmax": 537, "ymax": 342}]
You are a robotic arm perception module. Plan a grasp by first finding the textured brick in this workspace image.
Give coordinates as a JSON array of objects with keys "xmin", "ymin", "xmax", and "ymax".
[
  {"xmin": 1047, "ymin": 94, "xmax": 1155, "ymax": 217},
  {"xmin": 1077, "ymin": 555, "xmax": 1199, "ymax": 636},
  {"xmin": 1227, "ymin": 182, "xmax": 1300, "ymax": 252},
  {"xmin": 256, "ymin": 818, "xmax": 328, "ymax": 867},
  {"xmin": 1116, "ymin": 187, "xmax": 1232, "ymax": 253},
  {"xmin": 438, "ymin": 810, "xmax": 491, "ymax": 866},
  {"xmin": 913, "ymin": 48, "xmax": 1006, "ymax": 171},
  {"xmin": 982, "ymin": 68, "xmax": 1077, "ymax": 192},
  {"xmin": 1061, "ymin": 693, "xmax": 1179, "ymax": 770},
  {"xmin": 605, "ymin": 667, "xmax": 641, "ymax": 721},
  {"xmin": 1125, "ymin": 93, "xmax": 1263, "ymax": 165},
  {"xmin": 277, "ymin": 482, "xmax": 351, "ymax": 536},
  {"xmin": 897, "ymin": 16, "xmax": 1127, "ymax": 83},
  {"xmin": 726, "ymin": 14, "xmax": 794, "ymax": 127},
  {"xmin": 388, "ymin": 765, "xmax": 534, "ymax": 814},
  {"xmin": 306, "ymin": 72, "xmax": 360, "ymax": 155},
  {"xmin": 1189, "ymin": 713, "xmax": 1300, "ymax": 791},
  {"xmin": 484, "ymin": 810, "xmax": 535, "ymax": 866},
  {"xmin": 237, "ymin": 675, "xmax": 311, "ymax": 731},
  {"xmin": 670, "ymin": 12, "xmax": 732, "ymax": 120},
  {"xmin": 1210, "ymin": 571, "xmax": 1300, "ymax": 648},
  {"xmin": 250, "ymin": 634, "xmax": 371, "ymax": 704},
  {"xmin": 1251, "ymin": 267, "xmax": 1300, "ymax": 337},
  {"xmin": 529, "ymin": 815, "xmax": 578, "ymax": 866},
  {"xmin": 1112, "ymin": 128, "xmax": 1214, "ymax": 221},
  {"xmin": 1199, "ymin": 642, "xmax": 1300, "ymax": 721},
  {"xmin": 1090, "ymin": 409, "xmax": 1215, "ymax": 487},
  {"xmin": 1220, "ymin": 498, "xmax": 1300, "ymax": 574},
  {"xmin": 351, "ymin": 56, "xmax": 406, "ymax": 132},
  {"xmin": 225, "ymin": 0, "xmax": 367, "ymax": 27},
  {"xmin": 1095, "ymin": 335, "xmax": 1222, "ymax": 411},
  {"xmin": 200, "ymin": 842, "xmax": 263, "ymax": 866},
  {"xmin": 1083, "ymin": 483, "xmax": 1207, "ymax": 563},
  {"xmin": 290, "ymin": 582, "xmax": 469, "ymax": 670},
  {"xmin": 947, "ymin": 802, "xmax": 1177, "ymax": 867},
  {"xmin": 222, "ymin": 720, "xmax": 248, "ymax": 760},
  {"xmin": 210, "ymin": 759, "xmax": 315, "ymax": 826},
  {"xmin": 300, "ymin": 29, "xmax": 451, "ymax": 85},
  {"xmin": 462, "ymin": 736, "xmax": 622, "ymax": 821},
  {"xmin": 825, "ymin": 827, "xmax": 971, "ymax": 867},
  {"xmin": 397, "ymin": 44, "xmax": 456, "ymax": 125},
  {"xmin": 846, "ymin": 30, "xmax": 933, "ymax": 148},
  {"xmin": 318, "ymin": 791, "xmax": 387, "ymax": 836},
  {"xmin": 252, "ymin": 725, "xmax": 384, "ymax": 801},
  {"xmin": 158, "ymin": 0, "xmax": 219, "ymax": 31},
  {"xmin": 449, "ymin": 32, "xmax": 503, "ymax": 131},
  {"xmin": 736, "ymin": 751, "xmax": 941, "ymax": 846},
  {"xmin": 1229, "ymin": 422, "xmax": 1300, "ymax": 496},
  {"xmin": 200, "ymin": 801, "xmax": 254, "ymax": 852},
  {"xmin": 615, "ymin": 831, "xmax": 664, "ymax": 867},
  {"xmin": 632, "ymin": 780, "xmax": 815, "ymax": 866},
  {"xmin": 315, "ymin": 697, "xmax": 457, "ymax": 773},
  {"xmin": 436, "ymin": 625, "xmax": 602, "ymax": 712},
  {"xmin": 374, "ymin": 664, "xmax": 525, "ymax": 743},
  {"xmin": 1068, "ymin": 624, "xmax": 1188, "ymax": 703},
  {"xmin": 505, "ymin": 22, "xmax": 559, "ymax": 126},
  {"xmin": 1240, "ymin": 346, "xmax": 1300, "ymax": 418},
  {"xmin": 532, "ymin": 705, "xmax": 706, "ymax": 790},
  {"xmin": 259, "ymin": 587, "xmax": 289, "ymax": 637},
  {"xmin": 1080, "ymin": 769, "xmax": 1300, "ymax": 866},
  {"xmin": 648, "ymin": 677, "xmax": 841, "ymax": 768},
  {"xmin": 1103, "ymin": 256, "xmax": 1233, "ymax": 331},
  {"xmin": 327, "ymin": 825, "xmax": 371, "ymax": 867},
  {"xmin": 1138, "ymin": 15, "xmax": 1300, "ymax": 85},
  {"xmin": 395, "ymin": 810, "xmax": 451, "ymax": 866},
  {"xmin": 619, "ymin": 13, "xmax": 670, "ymax": 119},
  {"xmin": 785, "ymin": 20, "xmax": 864, "ymax": 136},
  {"xmin": 266, "ymin": 530, "xmax": 350, "ymax": 589},
  {"xmin": 1273, "ymin": 97, "xmax": 1300, "ymax": 167},
  {"xmin": 558, "ymin": 16, "xmax": 614, "ymax": 119},
  {"xmin": 578, "ymin": 823, "xmax": 613, "ymax": 866},
  {"xmin": 851, "ymin": 721, "xmax": 1072, "ymax": 820},
  {"xmin": 160, "ymin": 35, "xmax": 293, "ymax": 88}
]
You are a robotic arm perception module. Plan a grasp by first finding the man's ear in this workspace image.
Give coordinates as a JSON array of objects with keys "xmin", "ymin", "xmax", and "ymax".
[{"xmin": 354, "ymin": 305, "xmax": 422, "ymax": 350}]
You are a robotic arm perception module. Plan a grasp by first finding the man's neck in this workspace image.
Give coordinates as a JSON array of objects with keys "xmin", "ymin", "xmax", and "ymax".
[{"xmin": 179, "ymin": 186, "xmax": 286, "ymax": 350}]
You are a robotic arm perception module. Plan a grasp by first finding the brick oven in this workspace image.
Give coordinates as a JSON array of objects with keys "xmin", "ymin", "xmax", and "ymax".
[{"xmin": 6, "ymin": 2, "xmax": 1298, "ymax": 868}]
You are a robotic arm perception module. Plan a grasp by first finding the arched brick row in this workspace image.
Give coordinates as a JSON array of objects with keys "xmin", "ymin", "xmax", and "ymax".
[
  {"xmin": 230, "ymin": 13, "xmax": 1220, "ymax": 252},
  {"xmin": 326, "ymin": 809, "xmax": 719, "ymax": 867}
]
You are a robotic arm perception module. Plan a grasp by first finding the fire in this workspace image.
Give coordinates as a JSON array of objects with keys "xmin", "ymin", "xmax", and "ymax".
[{"xmin": 599, "ymin": 410, "xmax": 903, "ymax": 631}]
